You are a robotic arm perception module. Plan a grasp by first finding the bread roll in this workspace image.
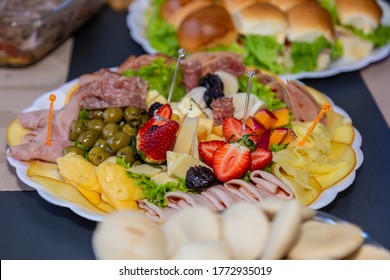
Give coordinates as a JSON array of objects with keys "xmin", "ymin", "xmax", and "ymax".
[
  {"xmin": 335, "ymin": 0, "xmax": 382, "ymax": 33},
  {"xmin": 220, "ymin": 0, "xmax": 258, "ymax": 14},
  {"xmin": 287, "ymin": 2, "xmax": 335, "ymax": 43},
  {"xmin": 177, "ymin": 5, "xmax": 237, "ymax": 52},
  {"xmin": 233, "ymin": 3, "xmax": 287, "ymax": 44},
  {"xmin": 267, "ymin": 0, "xmax": 316, "ymax": 12},
  {"xmin": 161, "ymin": 0, "xmax": 215, "ymax": 28}
]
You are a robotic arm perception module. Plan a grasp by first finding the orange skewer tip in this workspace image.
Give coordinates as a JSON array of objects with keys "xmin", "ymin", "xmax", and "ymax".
[
  {"xmin": 298, "ymin": 102, "xmax": 330, "ymax": 147},
  {"xmin": 45, "ymin": 94, "xmax": 56, "ymax": 146}
]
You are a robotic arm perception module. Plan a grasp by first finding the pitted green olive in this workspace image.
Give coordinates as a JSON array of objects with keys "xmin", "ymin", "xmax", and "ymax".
[
  {"xmin": 102, "ymin": 122, "xmax": 120, "ymax": 139},
  {"xmin": 77, "ymin": 130, "xmax": 98, "ymax": 150},
  {"xmin": 88, "ymin": 147, "xmax": 111, "ymax": 166},
  {"xmin": 89, "ymin": 109, "xmax": 104, "ymax": 120},
  {"xmin": 94, "ymin": 139, "xmax": 113, "ymax": 155},
  {"xmin": 87, "ymin": 119, "xmax": 105, "ymax": 135},
  {"xmin": 116, "ymin": 146, "xmax": 135, "ymax": 165},
  {"xmin": 107, "ymin": 132, "xmax": 131, "ymax": 153},
  {"xmin": 103, "ymin": 107, "xmax": 123, "ymax": 123},
  {"xmin": 69, "ymin": 120, "xmax": 86, "ymax": 141},
  {"xmin": 121, "ymin": 123, "xmax": 138, "ymax": 136},
  {"xmin": 62, "ymin": 146, "xmax": 85, "ymax": 157}
]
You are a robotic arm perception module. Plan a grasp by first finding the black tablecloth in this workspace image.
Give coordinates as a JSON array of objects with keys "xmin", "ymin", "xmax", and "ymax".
[{"xmin": 1, "ymin": 5, "xmax": 389, "ymax": 259}]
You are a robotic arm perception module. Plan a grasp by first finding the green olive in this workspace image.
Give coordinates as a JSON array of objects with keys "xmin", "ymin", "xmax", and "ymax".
[
  {"xmin": 94, "ymin": 139, "xmax": 113, "ymax": 155},
  {"xmin": 132, "ymin": 160, "xmax": 142, "ymax": 166},
  {"xmin": 107, "ymin": 132, "xmax": 131, "ymax": 153},
  {"xmin": 77, "ymin": 130, "xmax": 98, "ymax": 150},
  {"xmin": 69, "ymin": 120, "xmax": 86, "ymax": 141},
  {"xmin": 103, "ymin": 107, "xmax": 123, "ymax": 123},
  {"xmin": 116, "ymin": 146, "xmax": 135, "ymax": 165},
  {"xmin": 124, "ymin": 106, "xmax": 142, "ymax": 126},
  {"xmin": 121, "ymin": 123, "xmax": 138, "ymax": 136},
  {"xmin": 62, "ymin": 146, "xmax": 85, "ymax": 157},
  {"xmin": 87, "ymin": 119, "xmax": 105, "ymax": 135},
  {"xmin": 88, "ymin": 147, "xmax": 111, "ymax": 166},
  {"xmin": 102, "ymin": 122, "xmax": 120, "ymax": 139},
  {"xmin": 89, "ymin": 109, "xmax": 104, "ymax": 119}
]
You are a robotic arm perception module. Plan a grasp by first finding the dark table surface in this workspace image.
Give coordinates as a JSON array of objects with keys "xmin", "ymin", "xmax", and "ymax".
[{"xmin": 1, "ymin": 5, "xmax": 389, "ymax": 260}]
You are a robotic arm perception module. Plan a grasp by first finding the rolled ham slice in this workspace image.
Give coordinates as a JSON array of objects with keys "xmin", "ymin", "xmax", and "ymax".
[
  {"xmin": 138, "ymin": 199, "xmax": 178, "ymax": 223},
  {"xmin": 223, "ymin": 179, "xmax": 263, "ymax": 203},
  {"xmin": 17, "ymin": 110, "xmax": 49, "ymax": 130},
  {"xmin": 165, "ymin": 191, "xmax": 218, "ymax": 212},
  {"xmin": 250, "ymin": 170, "xmax": 294, "ymax": 200},
  {"xmin": 201, "ymin": 185, "xmax": 242, "ymax": 211}
]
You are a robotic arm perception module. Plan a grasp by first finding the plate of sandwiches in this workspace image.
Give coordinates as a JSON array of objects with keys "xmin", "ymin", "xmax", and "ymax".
[{"xmin": 127, "ymin": 0, "xmax": 390, "ymax": 79}]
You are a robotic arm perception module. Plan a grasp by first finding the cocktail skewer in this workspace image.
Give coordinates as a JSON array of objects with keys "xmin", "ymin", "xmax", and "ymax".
[
  {"xmin": 45, "ymin": 94, "xmax": 56, "ymax": 146},
  {"xmin": 242, "ymin": 70, "xmax": 255, "ymax": 131},
  {"xmin": 298, "ymin": 102, "xmax": 330, "ymax": 146}
]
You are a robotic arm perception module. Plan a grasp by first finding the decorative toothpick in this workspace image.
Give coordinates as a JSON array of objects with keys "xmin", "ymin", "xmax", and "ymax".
[
  {"xmin": 242, "ymin": 70, "xmax": 255, "ymax": 130},
  {"xmin": 45, "ymin": 94, "xmax": 56, "ymax": 146},
  {"xmin": 298, "ymin": 102, "xmax": 330, "ymax": 147},
  {"xmin": 167, "ymin": 48, "xmax": 186, "ymax": 104}
]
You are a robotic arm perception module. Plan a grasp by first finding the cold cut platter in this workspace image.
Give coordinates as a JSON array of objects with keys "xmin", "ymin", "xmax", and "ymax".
[{"xmin": 6, "ymin": 53, "xmax": 363, "ymax": 222}]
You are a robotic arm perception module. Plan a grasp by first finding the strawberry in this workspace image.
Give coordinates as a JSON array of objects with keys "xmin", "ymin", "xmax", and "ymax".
[
  {"xmin": 138, "ymin": 104, "xmax": 172, "ymax": 136},
  {"xmin": 222, "ymin": 116, "xmax": 258, "ymax": 144},
  {"xmin": 198, "ymin": 140, "xmax": 226, "ymax": 166},
  {"xmin": 212, "ymin": 142, "xmax": 251, "ymax": 182},
  {"xmin": 136, "ymin": 119, "xmax": 179, "ymax": 164},
  {"xmin": 250, "ymin": 146, "xmax": 273, "ymax": 171}
]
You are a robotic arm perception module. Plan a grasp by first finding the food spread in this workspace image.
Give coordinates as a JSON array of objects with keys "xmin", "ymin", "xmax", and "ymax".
[{"xmin": 6, "ymin": 52, "xmax": 360, "ymax": 221}]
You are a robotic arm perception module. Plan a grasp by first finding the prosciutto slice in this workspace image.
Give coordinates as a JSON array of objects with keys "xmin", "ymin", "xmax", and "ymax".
[
  {"xmin": 201, "ymin": 185, "xmax": 242, "ymax": 211},
  {"xmin": 165, "ymin": 191, "xmax": 218, "ymax": 212},
  {"xmin": 250, "ymin": 170, "xmax": 294, "ymax": 200},
  {"xmin": 223, "ymin": 179, "xmax": 263, "ymax": 203},
  {"xmin": 138, "ymin": 199, "xmax": 178, "ymax": 223}
]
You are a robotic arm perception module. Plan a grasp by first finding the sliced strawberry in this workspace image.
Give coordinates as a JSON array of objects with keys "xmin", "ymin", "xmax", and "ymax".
[
  {"xmin": 136, "ymin": 119, "xmax": 179, "ymax": 164},
  {"xmin": 138, "ymin": 104, "xmax": 173, "ymax": 136},
  {"xmin": 198, "ymin": 140, "xmax": 226, "ymax": 166},
  {"xmin": 250, "ymin": 146, "xmax": 273, "ymax": 171},
  {"xmin": 222, "ymin": 116, "xmax": 258, "ymax": 143},
  {"xmin": 212, "ymin": 142, "xmax": 251, "ymax": 182}
]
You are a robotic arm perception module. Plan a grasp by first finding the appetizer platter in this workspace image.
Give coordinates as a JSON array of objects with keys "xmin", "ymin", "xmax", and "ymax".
[
  {"xmin": 127, "ymin": 0, "xmax": 390, "ymax": 79},
  {"xmin": 6, "ymin": 52, "xmax": 363, "ymax": 222}
]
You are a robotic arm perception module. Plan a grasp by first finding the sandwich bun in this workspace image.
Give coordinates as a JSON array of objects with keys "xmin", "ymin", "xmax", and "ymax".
[
  {"xmin": 336, "ymin": 26, "xmax": 374, "ymax": 61},
  {"xmin": 335, "ymin": 0, "xmax": 382, "ymax": 33},
  {"xmin": 267, "ymin": 0, "xmax": 317, "ymax": 12},
  {"xmin": 161, "ymin": 0, "xmax": 215, "ymax": 28},
  {"xmin": 177, "ymin": 5, "xmax": 237, "ymax": 52},
  {"xmin": 233, "ymin": 3, "xmax": 288, "ymax": 44},
  {"xmin": 287, "ymin": 3, "xmax": 335, "ymax": 43},
  {"xmin": 220, "ymin": 0, "xmax": 258, "ymax": 14}
]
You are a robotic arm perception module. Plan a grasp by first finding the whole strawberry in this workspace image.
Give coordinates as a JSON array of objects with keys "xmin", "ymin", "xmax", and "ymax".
[{"xmin": 136, "ymin": 120, "xmax": 179, "ymax": 164}]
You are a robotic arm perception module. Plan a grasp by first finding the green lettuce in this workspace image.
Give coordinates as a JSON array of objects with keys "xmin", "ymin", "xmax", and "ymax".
[
  {"xmin": 290, "ymin": 36, "xmax": 342, "ymax": 73},
  {"xmin": 238, "ymin": 75, "xmax": 286, "ymax": 111},
  {"xmin": 350, "ymin": 25, "xmax": 390, "ymax": 47},
  {"xmin": 145, "ymin": 0, "xmax": 179, "ymax": 56},
  {"xmin": 122, "ymin": 57, "xmax": 186, "ymax": 102},
  {"xmin": 128, "ymin": 172, "xmax": 198, "ymax": 207},
  {"xmin": 318, "ymin": 0, "xmax": 338, "ymax": 22},
  {"xmin": 243, "ymin": 35, "xmax": 287, "ymax": 74}
]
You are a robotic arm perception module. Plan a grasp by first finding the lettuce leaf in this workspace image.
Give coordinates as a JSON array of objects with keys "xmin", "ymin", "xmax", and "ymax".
[
  {"xmin": 290, "ymin": 36, "xmax": 339, "ymax": 73},
  {"xmin": 318, "ymin": 0, "xmax": 338, "ymax": 22},
  {"xmin": 242, "ymin": 35, "xmax": 287, "ymax": 74},
  {"xmin": 122, "ymin": 57, "xmax": 186, "ymax": 102},
  {"xmin": 145, "ymin": 0, "xmax": 179, "ymax": 56},
  {"xmin": 350, "ymin": 25, "xmax": 390, "ymax": 47},
  {"xmin": 128, "ymin": 172, "xmax": 198, "ymax": 207},
  {"xmin": 238, "ymin": 75, "xmax": 286, "ymax": 111}
]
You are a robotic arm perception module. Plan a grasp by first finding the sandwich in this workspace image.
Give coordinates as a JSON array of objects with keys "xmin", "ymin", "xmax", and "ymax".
[
  {"xmin": 318, "ymin": 0, "xmax": 390, "ymax": 61},
  {"xmin": 285, "ymin": 2, "xmax": 342, "ymax": 72},
  {"xmin": 232, "ymin": 2, "xmax": 289, "ymax": 73},
  {"xmin": 266, "ymin": 0, "xmax": 317, "ymax": 12}
]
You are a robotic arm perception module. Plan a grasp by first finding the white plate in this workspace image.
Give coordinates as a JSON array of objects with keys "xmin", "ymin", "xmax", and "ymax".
[
  {"xmin": 127, "ymin": 0, "xmax": 390, "ymax": 79},
  {"xmin": 6, "ymin": 78, "xmax": 363, "ymax": 221}
]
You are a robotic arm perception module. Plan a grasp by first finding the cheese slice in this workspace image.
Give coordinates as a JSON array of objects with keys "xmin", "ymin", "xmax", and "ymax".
[
  {"xmin": 151, "ymin": 172, "xmax": 177, "ymax": 185},
  {"xmin": 173, "ymin": 116, "xmax": 199, "ymax": 154},
  {"xmin": 127, "ymin": 164, "xmax": 166, "ymax": 177},
  {"xmin": 167, "ymin": 152, "xmax": 211, "ymax": 178}
]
